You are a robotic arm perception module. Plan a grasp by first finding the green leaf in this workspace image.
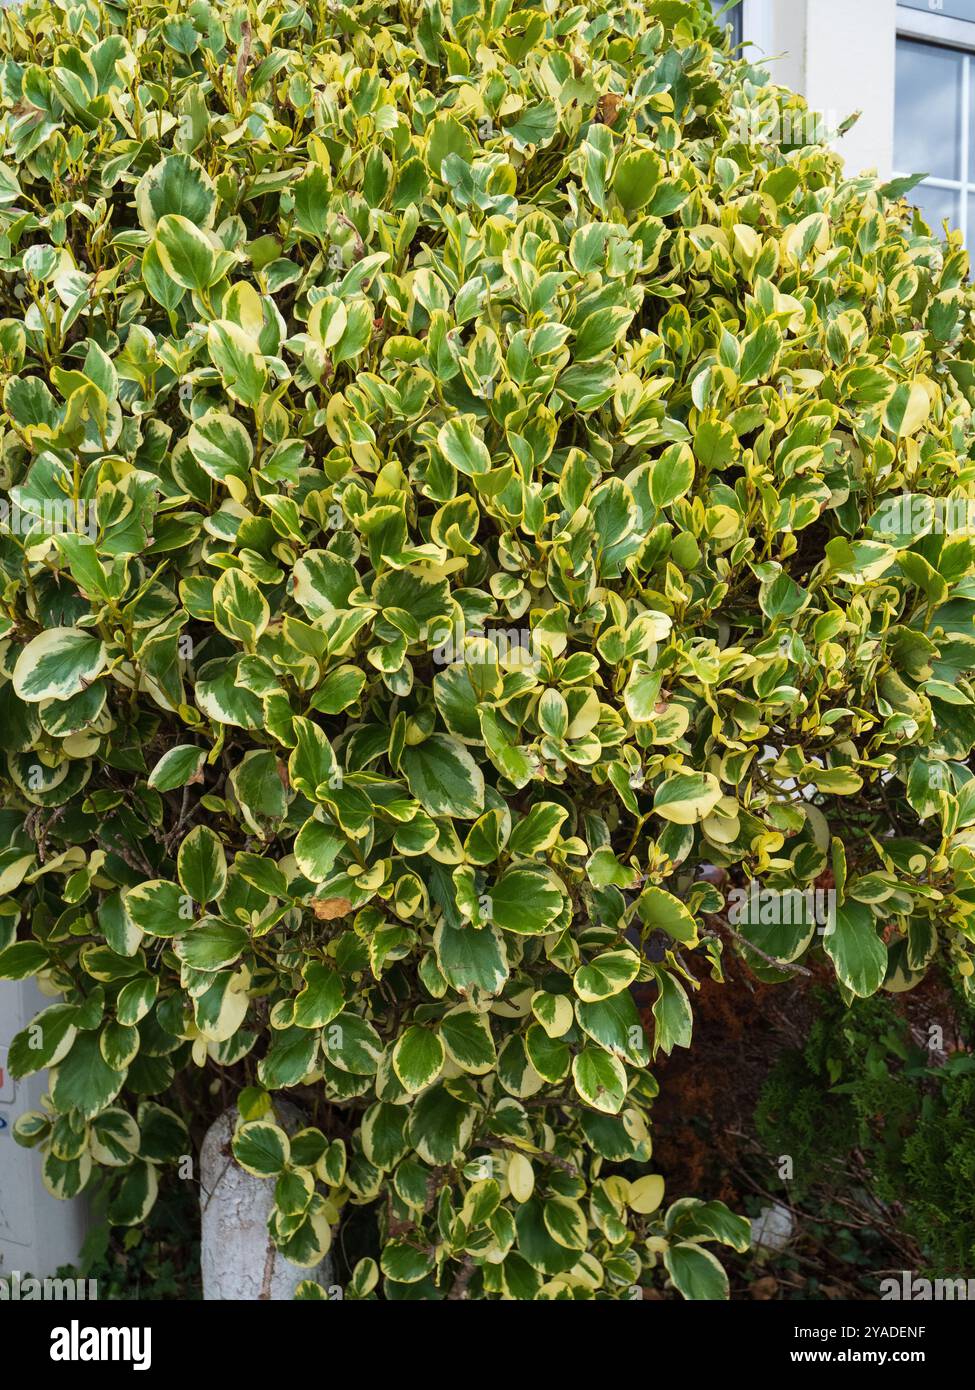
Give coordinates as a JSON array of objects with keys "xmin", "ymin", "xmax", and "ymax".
[
  {"xmin": 90, "ymin": 1108, "xmax": 140, "ymax": 1166},
  {"xmin": 508, "ymin": 803, "xmax": 569, "ymax": 855},
  {"xmin": 637, "ymin": 886, "xmax": 699, "ymax": 945},
  {"xmin": 108, "ymin": 1161, "xmax": 158, "ymax": 1226},
  {"xmin": 571, "ymin": 1047, "xmax": 627, "ymax": 1114},
  {"xmin": 323, "ymin": 1012, "xmax": 383, "ymax": 1074},
  {"xmin": 574, "ymin": 306, "xmax": 635, "ymax": 361},
  {"xmin": 0, "ymin": 941, "xmax": 49, "ymax": 979},
  {"xmin": 177, "ymin": 825, "xmax": 227, "ymax": 903},
  {"xmin": 207, "ymin": 320, "xmax": 267, "ymax": 408},
  {"xmin": 543, "ymin": 1196, "xmax": 588, "ymax": 1250},
  {"xmin": 664, "ymin": 1242, "xmax": 729, "ymax": 1300},
  {"xmin": 293, "ymin": 164, "xmax": 331, "ymax": 239},
  {"xmin": 273, "ymin": 1196, "xmax": 332, "ymax": 1267},
  {"xmin": 310, "ymin": 665, "xmax": 367, "ymax": 715},
  {"xmin": 574, "ymin": 949, "xmax": 640, "ymax": 1002},
  {"xmin": 154, "ymin": 214, "xmax": 219, "ymax": 291},
  {"xmin": 174, "ymin": 917, "xmax": 247, "ymax": 971},
  {"xmin": 392, "ymin": 1025, "xmax": 445, "ymax": 1093},
  {"xmin": 525, "ymin": 1023, "xmax": 570, "ymax": 1082},
  {"xmin": 649, "ymin": 444, "xmax": 694, "ymax": 508},
  {"xmin": 100, "ymin": 1020, "xmax": 139, "ymax": 1070},
  {"xmin": 437, "ymin": 414, "xmax": 491, "ymax": 477},
  {"xmin": 50, "ymin": 1032, "xmax": 126, "ymax": 1120},
  {"xmin": 147, "ymin": 745, "xmax": 206, "ymax": 792},
  {"xmin": 123, "ymin": 880, "xmax": 190, "ymax": 938},
  {"xmin": 307, "ymin": 295, "xmax": 348, "ymax": 349},
  {"xmin": 504, "ymin": 100, "xmax": 558, "ymax": 149},
  {"xmin": 288, "ymin": 716, "xmax": 337, "ymax": 800},
  {"xmin": 187, "ymin": 410, "xmax": 253, "ymax": 483},
  {"xmin": 653, "ymin": 771, "xmax": 722, "ymax": 824},
  {"xmin": 235, "ymin": 852, "xmax": 289, "ymax": 898},
  {"xmin": 233, "ymin": 1120, "xmax": 290, "ymax": 1177},
  {"xmin": 331, "ymin": 299, "xmax": 373, "ymax": 364},
  {"xmin": 433, "ymin": 920, "xmax": 508, "ymax": 995},
  {"xmin": 514, "ymin": 1199, "xmax": 578, "ymax": 1276},
  {"xmin": 381, "ymin": 1241, "xmax": 435, "ymax": 1284},
  {"xmin": 293, "ymin": 962, "xmax": 344, "ymax": 1029},
  {"xmin": 12, "ymin": 628, "xmax": 106, "ymax": 703},
  {"xmin": 0, "ymin": 160, "xmax": 23, "ymax": 205},
  {"xmin": 401, "ymin": 734, "xmax": 485, "ymax": 819},
  {"xmin": 652, "ymin": 970, "xmax": 693, "ymax": 1055},
  {"xmin": 823, "ymin": 899, "xmax": 888, "ymax": 998},
  {"xmin": 142, "ymin": 239, "xmax": 185, "ymax": 309},
  {"xmin": 666, "ymin": 1197, "xmax": 751, "ymax": 1251},
  {"xmin": 623, "ymin": 660, "xmax": 662, "ymax": 722},
  {"xmin": 439, "ymin": 1007, "xmax": 496, "ymax": 1074},
  {"xmin": 229, "ymin": 750, "xmax": 288, "ymax": 831},
  {"xmin": 613, "ymin": 149, "xmax": 660, "ymax": 212},
  {"xmin": 760, "ymin": 571, "xmax": 809, "ymax": 622},
  {"xmin": 531, "ymin": 990, "xmax": 574, "ymax": 1039},
  {"xmin": 136, "ymin": 154, "xmax": 215, "ymax": 233},
  {"xmin": 885, "ymin": 381, "xmax": 931, "ymax": 438},
  {"xmin": 294, "ymin": 819, "xmax": 344, "ymax": 881},
  {"xmin": 4, "ymin": 373, "xmax": 59, "ymax": 432},
  {"xmin": 258, "ymin": 1026, "xmax": 318, "ymax": 1088},
  {"xmin": 739, "ymin": 320, "xmax": 782, "ymax": 383},
  {"xmin": 213, "ymin": 569, "xmax": 270, "ymax": 646},
  {"xmin": 361, "ymin": 1102, "xmax": 409, "ymax": 1170},
  {"xmin": 489, "ymin": 868, "xmax": 564, "ymax": 935},
  {"xmin": 8, "ymin": 1003, "xmax": 77, "ymax": 1076},
  {"xmin": 116, "ymin": 977, "xmax": 157, "ymax": 1027}
]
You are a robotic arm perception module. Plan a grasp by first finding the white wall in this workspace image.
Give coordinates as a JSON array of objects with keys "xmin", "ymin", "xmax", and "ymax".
[
  {"xmin": 0, "ymin": 981, "xmax": 88, "ymax": 1280},
  {"xmin": 750, "ymin": 0, "xmax": 898, "ymax": 179}
]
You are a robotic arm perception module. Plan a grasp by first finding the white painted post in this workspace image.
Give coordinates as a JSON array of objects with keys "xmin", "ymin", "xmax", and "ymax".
[
  {"xmin": 200, "ymin": 1105, "xmax": 334, "ymax": 1300},
  {"xmin": 0, "ymin": 980, "xmax": 89, "ymax": 1280},
  {"xmin": 801, "ymin": 0, "xmax": 897, "ymax": 178},
  {"xmin": 746, "ymin": 0, "xmax": 898, "ymax": 179}
]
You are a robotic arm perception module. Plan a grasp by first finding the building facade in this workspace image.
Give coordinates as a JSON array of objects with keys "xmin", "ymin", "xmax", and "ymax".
[{"xmin": 713, "ymin": 1, "xmax": 975, "ymax": 240}]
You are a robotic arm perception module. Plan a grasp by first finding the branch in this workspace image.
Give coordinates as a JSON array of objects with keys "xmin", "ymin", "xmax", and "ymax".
[
  {"xmin": 236, "ymin": 20, "xmax": 252, "ymax": 98},
  {"xmin": 710, "ymin": 916, "xmax": 813, "ymax": 977},
  {"xmin": 447, "ymin": 1255, "xmax": 477, "ymax": 1301},
  {"xmin": 481, "ymin": 1137, "xmax": 581, "ymax": 1180}
]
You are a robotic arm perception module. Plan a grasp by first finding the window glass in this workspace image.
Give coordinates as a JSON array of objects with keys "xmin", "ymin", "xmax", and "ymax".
[
  {"xmin": 895, "ymin": 34, "xmax": 975, "ymax": 238},
  {"xmin": 895, "ymin": 38, "xmax": 963, "ymax": 181},
  {"xmin": 915, "ymin": 184, "xmax": 963, "ymax": 234}
]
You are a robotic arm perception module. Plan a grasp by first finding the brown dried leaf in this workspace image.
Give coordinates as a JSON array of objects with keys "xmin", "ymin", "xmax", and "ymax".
[
  {"xmin": 310, "ymin": 896, "xmax": 353, "ymax": 921},
  {"xmin": 596, "ymin": 93, "xmax": 622, "ymax": 125}
]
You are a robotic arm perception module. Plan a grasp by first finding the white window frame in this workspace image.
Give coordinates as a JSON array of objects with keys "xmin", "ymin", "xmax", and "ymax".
[
  {"xmin": 898, "ymin": 3, "xmax": 975, "ymax": 48},
  {"xmin": 740, "ymin": 0, "xmax": 774, "ymax": 56},
  {"xmin": 895, "ymin": 3, "xmax": 975, "ymax": 241},
  {"xmin": 709, "ymin": 1, "xmax": 773, "ymax": 55}
]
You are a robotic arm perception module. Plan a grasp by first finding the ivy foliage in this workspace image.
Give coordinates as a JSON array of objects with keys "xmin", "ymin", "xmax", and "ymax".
[
  {"xmin": 1, "ymin": 0, "xmax": 975, "ymax": 1299},
  {"xmin": 755, "ymin": 989, "xmax": 975, "ymax": 1277}
]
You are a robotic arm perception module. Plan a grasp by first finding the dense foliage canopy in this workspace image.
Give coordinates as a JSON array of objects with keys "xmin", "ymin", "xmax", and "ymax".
[{"xmin": 2, "ymin": 0, "xmax": 975, "ymax": 1299}]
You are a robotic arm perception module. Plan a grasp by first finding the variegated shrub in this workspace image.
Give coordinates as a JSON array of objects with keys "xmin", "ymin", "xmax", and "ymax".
[{"xmin": 2, "ymin": 0, "xmax": 975, "ymax": 1300}]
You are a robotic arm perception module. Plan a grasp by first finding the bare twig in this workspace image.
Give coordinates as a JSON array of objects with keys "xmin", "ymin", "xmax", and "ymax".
[
  {"xmin": 236, "ymin": 21, "xmax": 252, "ymax": 98},
  {"xmin": 447, "ymin": 1255, "xmax": 477, "ymax": 1301},
  {"xmin": 258, "ymin": 1235, "xmax": 276, "ymax": 1300},
  {"xmin": 336, "ymin": 212, "xmax": 365, "ymax": 260},
  {"xmin": 711, "ymin": 916, "xmax": 813, "ymax": 977},
  {"xmin": 481, "ymin": 1137, "xmax": 581, "ymax": 1179}
]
